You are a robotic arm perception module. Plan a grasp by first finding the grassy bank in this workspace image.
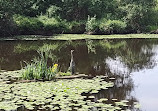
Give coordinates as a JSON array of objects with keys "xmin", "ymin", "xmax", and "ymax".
[
  {"xmin": 1, "ymin": 34, "xmax": 158, "ymax": 41},
  {"xmin": 52, "ymin": 34, "xmax": 158, "ymax": 40}
]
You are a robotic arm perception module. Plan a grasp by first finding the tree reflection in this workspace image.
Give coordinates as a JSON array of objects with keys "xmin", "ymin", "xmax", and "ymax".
[
  {"xmin": 117, "ymin": 39, "xmax": 156, "ymax": 73},
  {"xmin": 1, "ymin": 39, "xmax": 158, "ymax": 110},
  {"xmin": 82, "ymin": 39, "xmax": 158, "ymax": 76}
]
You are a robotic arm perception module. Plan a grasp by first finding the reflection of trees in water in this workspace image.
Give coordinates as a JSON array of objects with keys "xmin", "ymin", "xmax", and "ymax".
[
  {"xmin": 117, "ymin": 39, "xmax": 156, "ymax": 73},
  {"xmin": 1, "ymin": 39, "xmax": 158, "ymax": 72},
  {"xmin": 84, "ymin": 39, "xmax": 157, "ymax": 76},
  {"xmin": 11, "ymin": 39, "xmax": 156, "ymax": 75},
  {"xmin": 1, "ymin": 39, "xmax": 157, "ymax": 110},
  {"xmin": 67, "ymin": 39, "xmax": 156, "ymax": 111},
  {"xmin": 0, "ymin": 41, "xmax": 41, "ymax": 70},
  {"xmin": 0, "ymin": 40, "xmax": 73, "ymax": 70},
  {"xmin": 85, "ymin": 39, "xmax": 157, "ymax": 111},
  {"xmin": 45, "ymin": 39, "xmax": 156, "ymax": 110},
  {"xmin": 93, "ymin": 75, "xmax": 139, "ymax": 110}
]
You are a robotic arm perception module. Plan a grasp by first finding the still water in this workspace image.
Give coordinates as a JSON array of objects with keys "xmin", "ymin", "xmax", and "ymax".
[{"xmin": 0, "ymin": 39, "xmax": 158, "ymax": 111}]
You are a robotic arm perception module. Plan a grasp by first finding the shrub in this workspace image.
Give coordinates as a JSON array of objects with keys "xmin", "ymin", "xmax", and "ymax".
[
  {"xmin": 66, "ymin": 21, "xmax": 86, "ymax": 34},
  {"xmin": 14, "ymin": 15, "xmax": 69, "ymax": 35},
  {"xmin": 38, "ymin": 16, "xmax": 68, "ymax": 33},
  {"xmin": 0, "ymin": 16, "xmax": 18, "ymax": 37},
  {"xmin": 145, "ymin": 25, "xmax": 158, "ymax": 33},
  {"xmin": 99, "ymin": 20, "xmax": 127, "ymax": 34},
  {"xmin": 85, "ymin": 15, "xmax": 98, "ymax": 34},
  {"xmin": 13, "ymin": 15, "xmax": 43, "ymax": 34}
]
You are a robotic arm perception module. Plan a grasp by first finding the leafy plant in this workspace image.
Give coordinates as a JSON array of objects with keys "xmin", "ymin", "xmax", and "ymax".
[
  {"xmin": 38, "ymin": 15, "xmax": 68, "ymax": 33},
  {"xmin": 66, "ymin": 21, "xmax": 86, "ymax": 34},
  {"xmin": 21, "ymin": 50, "xmax": 58, "ymax": 80},
  {"xmin": 99, "ymin": 20, "xmax": 127, "ymax": 34},
  {"xmin": 13, "ymin": 15, "xmax": 43, "ymax": 33},
  {"xmin": 86, "ymin": 15, "xmax": 98, "ymax": 34},
  {"xmin": 145, "ymin": 25, "xmax": 158, "ymax": 32}
]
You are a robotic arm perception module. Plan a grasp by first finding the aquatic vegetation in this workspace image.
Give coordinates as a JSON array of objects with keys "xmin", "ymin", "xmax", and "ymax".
[
  {"xmin": 0, "ymin": 39, "xmax": 149, "ymax": 110},
  {"xmin": 58, "ymin": 72, "xmax": 71, "ymax": 76},
  {"xmin": 0, "ymin": 76, "xmax": 133, "ymax": 111},
  {"xmin": 21, "ymin": 51, "xmax": 58, "ymax": 80},
  {"xmin": 0, "ymin": 71, "xmax": 142, "ymax": 111},
  {"xmin": 0, "ymin": 70, "xmax": 21, "ymax": 83}
]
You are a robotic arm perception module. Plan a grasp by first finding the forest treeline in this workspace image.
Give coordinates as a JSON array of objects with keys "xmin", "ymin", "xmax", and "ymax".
[{"xmin": 1, "ymin": 0, "xmax": 158, "ymax": 37}]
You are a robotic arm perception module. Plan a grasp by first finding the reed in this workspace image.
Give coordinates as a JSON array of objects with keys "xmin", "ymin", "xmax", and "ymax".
[{"xmin": 22, "ymin": 50, "xmax": 58, "ymax": 80}]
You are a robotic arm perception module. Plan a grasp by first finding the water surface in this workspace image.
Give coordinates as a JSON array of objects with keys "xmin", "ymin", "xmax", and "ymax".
[{"xmin": 0, "ymin": 39, "xmax": 158, "ymax": 110}]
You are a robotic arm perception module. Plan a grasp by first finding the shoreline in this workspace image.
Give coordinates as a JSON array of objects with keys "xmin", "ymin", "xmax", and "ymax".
[{"xmin": 0, "ymin": 34, "xmax": 158, "ymax": 41}]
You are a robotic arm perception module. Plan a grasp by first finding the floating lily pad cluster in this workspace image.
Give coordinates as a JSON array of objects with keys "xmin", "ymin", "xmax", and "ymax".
[
  {"xmin": 0, "ymin": 71, "xmax": 21, "ymax": 84},
  {"xmin": 0, "ymin": 70, "xmax": 141, "ymax": 111},
  {"xmin": 0, "ymin": 76, "xmax": 132, "ymax": 111}
]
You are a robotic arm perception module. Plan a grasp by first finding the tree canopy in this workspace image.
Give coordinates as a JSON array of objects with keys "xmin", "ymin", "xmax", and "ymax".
[{"xmin": 0, "ymin": 0, "xmax": 158, "ymax": 36}]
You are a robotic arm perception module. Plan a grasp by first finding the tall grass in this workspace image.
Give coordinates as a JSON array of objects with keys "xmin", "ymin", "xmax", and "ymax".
[{"xmin": 22, "ymin": 50, "xmax": 58, "ymax": 80}]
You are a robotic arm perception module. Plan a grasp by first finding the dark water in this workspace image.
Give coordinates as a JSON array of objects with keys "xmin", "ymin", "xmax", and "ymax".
[{"xmin": 0, "ymin": 39, "xmax": 158, "ymax": 111}]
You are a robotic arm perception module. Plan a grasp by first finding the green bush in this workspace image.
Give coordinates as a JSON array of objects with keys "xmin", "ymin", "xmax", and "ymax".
[
  {"xmin": 0, "ymin": 16, "xmax": 17, "ymax": 37},
  {"xmin": 66, "ymin": 21, "xmax": 86, "ymax": 34},
  {"xmin": 38, "ymin": 16, "xmax": 68, "ymax": 33},
  {"xmin": 14, "ymin": 15, "xmax": 69, "ymax": 35},
  {"xmin": 13, "ymin": 15, "xmax": 43, "ymax": 34},
  {"xmin": 85, "ymin": 15, "xmax": 98, "ymax": 34},
  {"xmin": 99, "ymin": 20, "xmax": 127, "ymax": 34},
  {"xmin": 145, "ymin": 25, "xmax": 158, "ymax": 33}
]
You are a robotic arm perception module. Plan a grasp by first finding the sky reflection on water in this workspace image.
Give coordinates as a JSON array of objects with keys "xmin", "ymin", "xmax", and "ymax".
[
  {"xmin": 132, "ymin": 45, "xmax": 158, "ymax": 111},
  {"xmin": 1, "ymin": 39, "xmax": 158, "ymax": 110}
]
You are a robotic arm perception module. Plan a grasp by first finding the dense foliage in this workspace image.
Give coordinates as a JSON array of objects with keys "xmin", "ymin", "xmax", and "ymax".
[{"xmin": 0, "ymin": 0, "xmax": 158, "ymax": 36}]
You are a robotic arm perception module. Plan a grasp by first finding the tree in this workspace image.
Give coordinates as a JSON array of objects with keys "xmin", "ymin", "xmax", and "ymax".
[
  {"xmin": 117, "ymin": 0, "xmax": 156, "ymax": 32},
  {"xmin": 0, "ymin": 0, "xmax": 37, "ymax": 36}
]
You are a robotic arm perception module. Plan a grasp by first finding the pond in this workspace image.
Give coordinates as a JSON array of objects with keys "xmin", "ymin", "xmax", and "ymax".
[{"xmin": 0, "ymin": 39, "xmax": 158, "ymax": 111}]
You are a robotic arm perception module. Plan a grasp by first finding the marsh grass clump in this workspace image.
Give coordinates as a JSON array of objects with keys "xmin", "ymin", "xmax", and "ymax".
[{"xmin": 22, "ymin": 51, "xmax": 58, "ymax": 80}]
